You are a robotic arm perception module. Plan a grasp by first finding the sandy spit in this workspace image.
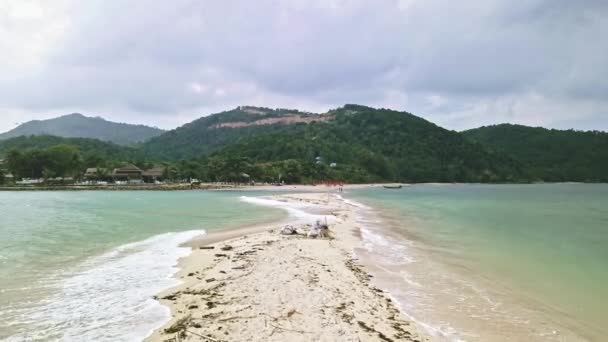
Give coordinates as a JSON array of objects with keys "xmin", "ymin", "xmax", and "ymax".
[{"xmin": 146, "ymin": 192, "xmax": 427, "ymax": 342}]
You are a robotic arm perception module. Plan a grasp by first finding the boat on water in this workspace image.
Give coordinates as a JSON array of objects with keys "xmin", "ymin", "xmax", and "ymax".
[{"xmin": 383, "ymin": 185, "xmax": 403, "ymax": 189}]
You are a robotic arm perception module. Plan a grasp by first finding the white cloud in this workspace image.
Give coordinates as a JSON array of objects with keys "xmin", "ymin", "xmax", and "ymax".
[
  {"xmin": 0, "ymin": 0, "xmax": 607, "ymax": 133},
  {"xmin": 189, "ymin": 82, "xmax": 209, "ymax": 94},
  {"xmin": 0, "ymin": 1, "xmax": 71, "ymax": 79}
]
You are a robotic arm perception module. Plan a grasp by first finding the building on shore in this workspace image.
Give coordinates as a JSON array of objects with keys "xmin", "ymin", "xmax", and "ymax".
[
  {"xmin": 112, "ymin": 164, "xmax": 143, "ymax": 183},
  {"xmin": 142, "ymin": 166, "xmax": 166, "ymax": 183},
  {"xmin": 84, "ymin": 168, "xmax": 109, "ymax": 180},
  {"xmin": 2, "ymin": 173, "xmax": 14, "ymax": 184},
  {"xmin": 81, "ymin": 165, "xmax": 169, "ymax": 184}
]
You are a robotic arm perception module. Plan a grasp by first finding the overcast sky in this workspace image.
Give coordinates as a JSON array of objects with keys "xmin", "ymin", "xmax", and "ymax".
[{"xmin": 1, "ymin": 0, "xmax": 607, "ymax": 133}]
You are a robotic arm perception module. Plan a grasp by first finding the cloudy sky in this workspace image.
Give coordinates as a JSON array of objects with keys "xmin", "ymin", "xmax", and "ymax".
[{"xmin": 1, "ymin": 0, "xmax": 607, "ymax": 133}]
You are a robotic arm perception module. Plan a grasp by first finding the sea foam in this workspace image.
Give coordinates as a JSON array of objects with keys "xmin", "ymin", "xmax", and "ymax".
[
  {"xmin": 6, "ymin": 230, "xmax": 204, "ymax": 342},
  {"xmin": 239, "ymin": 196, "xmax": 333, "ymax": 224},
  {"xmin": 334, "ymin": 194, "xmax": 371, "ymax": 209}
]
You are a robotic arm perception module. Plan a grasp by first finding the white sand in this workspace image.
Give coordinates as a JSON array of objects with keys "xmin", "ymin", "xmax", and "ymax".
[{"xmin": 146, "ymin": 193, "xmax": 427, "ymax": 342}]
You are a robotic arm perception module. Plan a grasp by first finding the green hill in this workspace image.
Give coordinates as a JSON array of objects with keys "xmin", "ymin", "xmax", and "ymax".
[
  {"xmin": 0, "ymin": 113, "xmax": 165, "ymax": 145},
  {"xmin": 141, "ymin": 105, "xmax": 524, "ymax": 183},
  {"xmin": 141, "ymin": 106, "xmax": 325, "ymax": 159},
  {"xmin": 462, "ymin": 124, "xmax": 608, "ymax": 182},
  {"xmin": 206, "ymin": 105, "xmax": 524, "ymax": 183},
  {"xmin": 2, "ymin": 106, "xmax": 604, "ymax": 184}
]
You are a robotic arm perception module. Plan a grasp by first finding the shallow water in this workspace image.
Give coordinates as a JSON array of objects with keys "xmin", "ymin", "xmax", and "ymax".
[
  {"xmin": 349, "ymin": 184, "xmax": 608, "ymax": 341},
  {"xmin": 0, "ymin": 191, "xmax": 284, "ymax": 341}
]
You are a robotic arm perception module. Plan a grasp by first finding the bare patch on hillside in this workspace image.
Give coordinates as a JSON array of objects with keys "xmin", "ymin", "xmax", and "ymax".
[{"xmin": 210, "ymin": 114, "xmax": 334, "ymax": 129}]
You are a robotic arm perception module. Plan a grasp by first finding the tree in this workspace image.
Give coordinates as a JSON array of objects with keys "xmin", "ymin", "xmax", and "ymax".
[
  {"xmin": 6, "ymin": 149, "xmax": 24, "ymax": 178},
  {"xmin": 42, "ymin": 168, "xmax": 56, "ymax": 182},
  {"xmin": 46, "ymin": 145, "xmax": 82, "ymax": 178},
  {"xmin": 97, "ymin": 167, "xmax": 110, "ymax": 182}
]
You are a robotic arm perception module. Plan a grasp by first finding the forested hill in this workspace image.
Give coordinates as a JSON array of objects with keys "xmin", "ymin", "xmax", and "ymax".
[
  {"xmin": 462, "ymin": 124, "xmax": 608, "ymax": 182},
  {"xmin": 141, "ymin": 106, "xmax": 330, "ymax": 159},
  {"xmin": 147, "ymin": 105, "xmax": 525, "ymax": 182},
  {"xmin": 0, "ymin": 113, "xmax": 165, "ymax": 145},
  {"xmin": 2, "ymin": 106, "xmax": 605, "ymax": 184}
]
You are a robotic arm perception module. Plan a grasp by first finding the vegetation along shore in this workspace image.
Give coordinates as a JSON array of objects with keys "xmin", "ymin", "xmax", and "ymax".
[{"xmin": 1, "ymin": 105, "xmax": 607, "ymax": 188}]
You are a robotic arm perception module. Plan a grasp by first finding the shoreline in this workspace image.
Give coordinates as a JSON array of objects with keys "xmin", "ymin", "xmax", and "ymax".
[
  {"xmin": 146, "ymin": 192, "xmax": 428, "ymax": 342},
  {"xmin": 1, "ymin": 182, "xmax": 599, "ymax": 192},
  {"xmin": 0, "ymin": 183, "xmax": 396, "ymax": 192}
]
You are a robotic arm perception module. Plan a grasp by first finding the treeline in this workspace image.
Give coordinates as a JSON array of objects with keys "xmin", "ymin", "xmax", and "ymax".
[
  {"xmin": 2, "ymin": 105, "xmax": 606, "ymax": 185},
  {"xmin": 168, "ymin": 157, "xmax": 371, "ymax": 184},
  {"xmin": 0, "ymin": 135, "xmax": 143, "ymax": 161},
  {"xmin": 4, "ymin": 145, "xmax": 83, "ymax": 180},
  {"xmin": 0, "ymin": 145, "xmax": 356, "ymax": 185},
  {"xmin": 462, "ymin": 124, "xmax": 608, "ymax": 182},
  {"xmin": 0, "ymin": 106, "xmax": 528, "ymax": 184}
]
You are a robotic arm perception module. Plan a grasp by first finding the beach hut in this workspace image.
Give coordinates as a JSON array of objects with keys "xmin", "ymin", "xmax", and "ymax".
[
  {"xmin": 84, "ymin": 167, "xmax": 108, "ymax": 179},
  {"xmin": 112, "ymin": 164, "xmax": 143, "ymax": 183},
  {"xmin": 4, "ymin": 173, "xmax": 14, "ymax": 183},
  {"xmin": 142, "ymin": 167, "xmax": 166, "ymax": 183}
]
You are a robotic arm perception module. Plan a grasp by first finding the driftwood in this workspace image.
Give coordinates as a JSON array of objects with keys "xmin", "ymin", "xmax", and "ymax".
[
  {"xmin": 268, "ymin": 323, "xmax": 315, "ymax": 334},
  {"xmin": 184, "ymin": 329, "xmax": 219, "ymax": 341},
  {"xmin": 164, "ymin": 315, "xmax": 191, "ymax": 334}
]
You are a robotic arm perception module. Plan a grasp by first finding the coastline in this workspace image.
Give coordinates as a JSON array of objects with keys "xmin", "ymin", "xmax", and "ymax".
[
  {"xmin": 146, "ymin": 192, "xmax": 428, "ymax": 342},
  {"xmin": 2, "ymin": 182, "xmax": 599, "ymax": 192},
  {"xmin": 0, "ymin": 183, "xmax": 401, "ymax": 192}
]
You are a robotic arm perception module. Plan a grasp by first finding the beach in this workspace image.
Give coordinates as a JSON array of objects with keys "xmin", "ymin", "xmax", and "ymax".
[
  {"xmin": 146, "ymin": 192, "xmax": 428, "ymax": 342},
  {"xmin": 3, "ymin": 185, "xmax": 604, "ymax": 341}
]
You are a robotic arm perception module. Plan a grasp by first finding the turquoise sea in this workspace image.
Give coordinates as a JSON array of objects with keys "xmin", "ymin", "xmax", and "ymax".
[
  {"xmin": 0, "ymin": 191, "xmax": 284, "ymax": 341},
  {"xmin": 349, "ymin": 184, "xmax": 608, "ymax": 341},
  {"xmin": 1, "ymin": 185, "xmax": 606, "ymax": 341}
]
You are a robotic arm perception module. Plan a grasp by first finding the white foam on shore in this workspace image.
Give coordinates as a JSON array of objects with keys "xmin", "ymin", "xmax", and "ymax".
[
  {"xmin": 239, "ymin": 196, "xmax": 333, "ymax": 224},
  {"xmin": 5, "ymin": 230, "xmax": 204, "ymax": 342},
  {"xmin": 359, "ymin": 227, "xmax": 416, "ymax": 265},
  {"xmin": 334, "ymin": 194, "xmax": 371, "ymax": 209},
  {"xmin": 333, "ymin": 194, "xmax": 467, "ymax": 341}
]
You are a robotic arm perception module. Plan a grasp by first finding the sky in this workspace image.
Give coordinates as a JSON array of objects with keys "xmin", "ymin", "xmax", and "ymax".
[{"xmin": 1, "ymin": 0, "xmax": 607, "ymax": 133}]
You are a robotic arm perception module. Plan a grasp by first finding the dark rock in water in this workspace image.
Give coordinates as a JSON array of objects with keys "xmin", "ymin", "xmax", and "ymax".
[
  {"xmin": 200, "ymin": 246, "xmax": 215, "ymax": 250},
  {"xmin": 188, "ymin": 305, "xmax": 199, "ymax": 309},
  {"xmin": 220, "ymin": 245, "xmax": 233, "ymax": 251},
  {"xmin": 187, "ymin": 272, "xmax": 195, "ymax": 277},
  {"xmin": 214, "ymin": 253, "xmax": 228, "ymax": 257},
  {"xmin": 206, "ymin": 278, "xmax": 216, "ymax": 283}
]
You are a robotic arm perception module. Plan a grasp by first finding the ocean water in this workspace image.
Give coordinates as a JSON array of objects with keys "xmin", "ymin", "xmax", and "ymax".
[
  {"xmin": 0, "ymin": 191, "xmax": 284, "ymax": 341},
  {"xmin": 349, "ymin": 184, "xmax": 608, "ymax": 341}
]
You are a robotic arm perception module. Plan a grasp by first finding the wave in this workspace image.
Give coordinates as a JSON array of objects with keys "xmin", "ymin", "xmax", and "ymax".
[
  {"xmin": 239, "ymin": 196, "xmax": 333, "ymax": 224},
  {"xmin": 5, "ymin": 230, "xmax": 205, "ymax": 342},
  {"xmin": 333, "ymin": 194, "xmax": 371, "ymax": 209},
  {"xmin": 333, "ymin": 194, "xmax": 467, "ymax": 341}
]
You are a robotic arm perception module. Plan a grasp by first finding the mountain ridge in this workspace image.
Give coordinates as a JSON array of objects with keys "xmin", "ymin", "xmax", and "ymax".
[{"xmin": 0, "ymin": 113, "xmax": 165, "ymax": 145}]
